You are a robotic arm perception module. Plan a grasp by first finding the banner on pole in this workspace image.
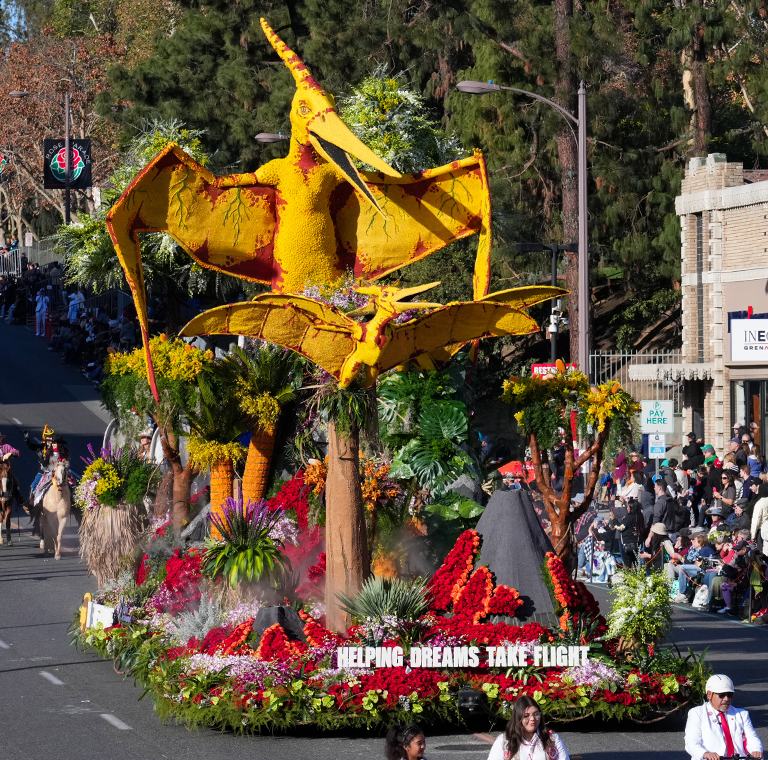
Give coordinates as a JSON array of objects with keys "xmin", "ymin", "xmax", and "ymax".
[{"xmin": 43, "ymin": 138, "xmax": 92, "ymax": 189}]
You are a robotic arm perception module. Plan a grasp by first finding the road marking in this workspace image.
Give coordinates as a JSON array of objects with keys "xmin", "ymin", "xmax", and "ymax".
[
  {"xmin": 12, "ymin": 417, "xmax": 21, "ymax": 425},
  {"xmin": 39, "ymin": 670, "xmax": 65, "ymax": 685},
  {"xmin": 0, "ymin": 638, "xmax": 9, "ymax": 649},
  {"xmin": 100, "ymin": 714, "xmax": 132, "ymax": 730}
]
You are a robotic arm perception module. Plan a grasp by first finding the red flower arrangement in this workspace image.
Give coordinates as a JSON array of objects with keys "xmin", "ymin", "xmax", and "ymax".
[
  {"xmin": 254, "ymin": 623, "xmax": 306, "ymax": 661},
  {"xmin": 452, "ymin": 566, "xmax": 494, "ymax": 624},
  {"xmin": 543, "ymin": 552, "xmax": 606, "ymax": 636},
  {"xmin": 426, "ymin": 617, "xmax": 551, "ymax": 646},
  {"xmin": 427, "ymin": 529, "xmax": 481, "ymax": 611},
  {"xmin": 307, "ymin": 552, "xmax": 326, "ymax": 582},
  {"xmin": 163, "ymin": 548, "xmax": 203, "ymax": 614},
  {"xmin": 488, "ymin": 585, "xmax": 524, "ymax": 617},
  {"xmin": 135, "ymin": 553, "xmax": 150, "ymax": 586},
  {"xmin": 199, "ymin": 625, "xmax": 233, "ymax": 654},
  {"xmin": 267, "ymin": 470, "xmax": 311, "ymax": 531},
  {"xmin": 216, "ymin": 618, "xmax": 256, "ymax": 655}
]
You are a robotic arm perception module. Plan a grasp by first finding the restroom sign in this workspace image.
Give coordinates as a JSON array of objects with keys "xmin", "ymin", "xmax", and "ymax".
[{"xmin": 640, "ymin": 400, "xmax": 675, "ymax": 433}]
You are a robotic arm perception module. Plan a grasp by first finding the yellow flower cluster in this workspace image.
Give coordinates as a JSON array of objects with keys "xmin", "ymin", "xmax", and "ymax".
[
  {"xmin": 502, "ymin": 365, "xmax": 639, "ymax": 434},
  {"xmin": 105, "ymin": 335, "xmax": 214, "ymax": 383},
  {"xmin": 584, "ymin": 381, "xmax": 641, "ymax": 433},
  {"xmin": 237, "ymin": 383, "xmax": 281, "ymax": 430},
  {"xmin": 185, "ymin": 435, "xmax": 246, "ymax": 472},
  {"xmin": 82, "ymin": 459, "xmax": 124, "ymax": 496}
]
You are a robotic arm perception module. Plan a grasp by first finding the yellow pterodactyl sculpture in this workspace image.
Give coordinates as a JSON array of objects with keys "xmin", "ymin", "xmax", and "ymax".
[
  {"xmin": 179, "ymin": 284, "xmax": 567, "ymax": 388},
  {"xmin": 106, "ymin": 19, "xmax": 493, "ymax": 399}
]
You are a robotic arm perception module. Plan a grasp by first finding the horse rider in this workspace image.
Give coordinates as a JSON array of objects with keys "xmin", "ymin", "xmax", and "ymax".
[{"xmin": 25, "ymin": 426, "xmax": 70, "ymax": 534}]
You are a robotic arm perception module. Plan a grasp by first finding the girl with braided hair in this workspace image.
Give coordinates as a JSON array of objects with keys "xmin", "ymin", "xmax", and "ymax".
[
  {"xmin": 487, "ymin": 696, "xmax": 570, "ymax": 760},
  {"xmin": 385, "ymin": 723, "xmax": 426, "ymax": 760}
]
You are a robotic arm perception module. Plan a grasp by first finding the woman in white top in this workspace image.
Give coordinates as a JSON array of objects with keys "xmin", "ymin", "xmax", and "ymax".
[
  {"xmin": 616, "ymin": 470, "xmax": 643, "ymax": 502},
  {"xmin": 34, "ymin": 288, "xmax": 49, "ymax": 336},
  {"xmin": 487, "ymin": 696, "xmax": 570, "ymax": 760}
]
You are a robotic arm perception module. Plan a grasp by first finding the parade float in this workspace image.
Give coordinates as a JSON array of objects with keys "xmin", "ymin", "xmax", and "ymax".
[{"xmin": 73, "ymin": 18, "xmax": 707, "ymax": 732}]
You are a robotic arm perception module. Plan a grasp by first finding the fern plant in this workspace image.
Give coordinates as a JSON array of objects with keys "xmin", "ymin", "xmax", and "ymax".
[
  {"xmin": 337, "ymin": 576, "xmax": 430, "ymax": 622},
  {"xmin": 202, "ymin": 498, "xmax": 288, "ymax": 588}
]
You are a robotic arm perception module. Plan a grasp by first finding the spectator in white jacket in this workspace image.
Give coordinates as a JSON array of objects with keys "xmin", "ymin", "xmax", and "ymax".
[
  {"xmin": 684, "ymin": 674, "xmax": 762, "ymax": 760},
  {"xmin": 750, "ymin": 482, "xmax": 768, "ymax": 544}
]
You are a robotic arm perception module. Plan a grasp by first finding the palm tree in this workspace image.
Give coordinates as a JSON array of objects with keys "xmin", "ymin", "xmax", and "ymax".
[
  {"xmin": 218, "ymin": 345, "xmax": 297, "ymax": 504},
  {"xmin": 182, "ymin": 375, "xmax": 249, "ymax": 538}
]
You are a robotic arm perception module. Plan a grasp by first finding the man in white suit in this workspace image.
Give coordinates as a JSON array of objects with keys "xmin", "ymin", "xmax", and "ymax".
[{"xmin": 685, "ymin": 674, "xmax": 762, "ymax": 759}]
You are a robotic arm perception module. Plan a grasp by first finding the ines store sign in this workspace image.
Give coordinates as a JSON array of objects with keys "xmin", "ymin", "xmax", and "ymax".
[{"xmin": 731, "ymin": 319, "xmax": 768, "ymax": 361}]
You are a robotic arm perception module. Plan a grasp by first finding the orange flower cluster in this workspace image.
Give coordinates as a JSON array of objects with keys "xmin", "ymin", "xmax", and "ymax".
[
  {"xmin": 303, "ymin": 460, "xmax": 327, "ymax": 495},
  {"xmin": 453, "ymin": 566, "xmax": 494, "ymax": 624},
  {"xmin": 427, "ymin": 529, "xmax": 481, "ymax": 611},
  {"xmin": 360, "ymin": 456, "xmax": 399, "ymax": 510},
  {"xmin": 216, "ymin": 618, "xmax": 256, "ymax": 655},
  {"xmin": 254, "ymin": 623, "xmax": 305, "ymax": 661},
  {"xmin": 299, "ymin": 610, "xmax": 342, "ymax": 647}
]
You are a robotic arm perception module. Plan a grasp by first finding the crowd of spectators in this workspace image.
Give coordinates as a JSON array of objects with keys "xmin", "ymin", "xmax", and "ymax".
[{"xmin": 574, "ymin": 427, "xmax": 768, "ymax": 621}]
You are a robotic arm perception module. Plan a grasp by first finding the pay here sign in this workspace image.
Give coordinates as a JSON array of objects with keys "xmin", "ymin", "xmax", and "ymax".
[{"xmin": 640, "ymin": 400, "xmax": 675, "ymax": 433}]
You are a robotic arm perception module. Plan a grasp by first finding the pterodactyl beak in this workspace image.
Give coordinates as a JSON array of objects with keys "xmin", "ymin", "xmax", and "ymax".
[{"xmin": 308, "ymin": 111, "xmax": 401, "ymax": 215}]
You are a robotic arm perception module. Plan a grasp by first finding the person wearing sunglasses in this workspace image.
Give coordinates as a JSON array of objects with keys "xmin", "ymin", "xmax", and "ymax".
[
  {"xmin": 685, "ymin": 674, "xmax": 762, "ymax": 759},
  {"xmin": 487, "ymin": 695, "xmax": 570, "ymax": 759}
]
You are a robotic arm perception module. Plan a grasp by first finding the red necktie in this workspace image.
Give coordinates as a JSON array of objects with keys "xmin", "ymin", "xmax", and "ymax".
[{"xmin": 718, "ymin": 711, "xmax": 735, "ymax": 757}]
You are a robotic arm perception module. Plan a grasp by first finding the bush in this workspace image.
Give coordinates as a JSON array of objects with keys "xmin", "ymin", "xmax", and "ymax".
[{"xmin": 607, "ymin": 565, "xmax": 672, "ymax": 646}]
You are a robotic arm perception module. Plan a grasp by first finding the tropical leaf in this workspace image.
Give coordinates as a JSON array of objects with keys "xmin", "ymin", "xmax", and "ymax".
[
  {"xmin": 419, "ymin": 401, "xmax": 467, "ymax": 443},
  {"xmin": 337, "ymin": 576, "xmax": 430, "ymax": 622}
]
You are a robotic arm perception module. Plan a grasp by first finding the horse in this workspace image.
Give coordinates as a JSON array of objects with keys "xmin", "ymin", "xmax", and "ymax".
[
  {"xmin": 0, "ymin": 460, "xmax": 20, "ymax": 545},
  {"xmin": 40, "ymin": 460, "xmax": 71, "ymax": 559}
]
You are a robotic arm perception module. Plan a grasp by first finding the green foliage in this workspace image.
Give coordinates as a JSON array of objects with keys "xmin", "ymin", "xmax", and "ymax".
[
  {"xmin": 202, "ymin": 502, "xmax": 288, "ymax": 589},
  {"xmin": 422, "ymin": 491, "xmax": 484, "ymax": 557},
  {"xmin": 337, "ymin": 575, "xmax": 430, "ymax": 623},
  {"xmin": 612, "ymin": 289, "xmax": 682, "ymax": 351},
  {"xmin": 310, "ymin": 377, "xmax": 374, "ymax": 436},
  {"xmin": 607, "ymin": 564, "xmax": 673, "ymax": 646},
  {"xmin": 340, "ymin": 71, "xmax": 461, "ymax": 173},
  {"xmin": 390, "ymin": 401, "xmax": 476, "ymax": 496}
]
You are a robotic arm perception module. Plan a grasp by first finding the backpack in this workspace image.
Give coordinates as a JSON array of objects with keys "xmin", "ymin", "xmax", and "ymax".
[{"xmin": 673, "ymin": 501, "xmax": 690, "ymax": 532}]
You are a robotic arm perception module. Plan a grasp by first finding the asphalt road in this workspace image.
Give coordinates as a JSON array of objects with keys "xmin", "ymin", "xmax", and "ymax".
[{"xmin": 1, "ymin": 320, "xmax": 767, "ymax": 760}]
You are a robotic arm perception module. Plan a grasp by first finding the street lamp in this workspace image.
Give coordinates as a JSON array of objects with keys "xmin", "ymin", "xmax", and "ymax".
[
  {"xmin": 456, "ymin": 79, "xmax": 589, "ymax": 375},
  {"xmin": 517, "ymin": 242, "xmax": 576, "ymax": 362},
  {"xmin": 10, "ymin": 89, "xmax": 72, "ymax": 225}
]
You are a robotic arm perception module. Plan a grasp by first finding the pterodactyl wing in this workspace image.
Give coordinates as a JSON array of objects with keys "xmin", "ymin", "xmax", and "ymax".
[
  {"xmin": 373, "ymin": 302, "xmax": 541, "ymax": 377},
  {"xmin": 179, "ymin": 295, "xmax": 356, "ymax": 382},
  {"xmin": 332, "ymin": 150, "xmax": 493, "ymax": 299}
]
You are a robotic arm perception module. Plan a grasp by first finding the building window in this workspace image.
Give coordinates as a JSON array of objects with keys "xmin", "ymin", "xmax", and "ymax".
[{"xmin": 695, "ymin": 213, "xmax": 705, "ymax": 362}]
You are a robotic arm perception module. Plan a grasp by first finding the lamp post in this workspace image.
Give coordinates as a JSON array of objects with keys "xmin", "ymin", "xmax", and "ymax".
[
  {"xmin": 456, "ymin": 80, "xmax": 590, "ymax": 375},
  {"xmin": 9, "ymin": 89, "xmax": 72, "ymax": 225},
  {"xmin": 517, "ymin": 242, "xmax": 577, "ymax": 362}
]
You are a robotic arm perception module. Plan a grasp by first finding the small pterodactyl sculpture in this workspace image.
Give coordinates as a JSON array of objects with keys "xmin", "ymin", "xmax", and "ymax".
[
  {"xmin": 179, "ymin": 283, "xmax": 567, "ymax": 388},
  {"xmin": 106, "ymin": 19, "xmax": 493, "ymax": 400}
]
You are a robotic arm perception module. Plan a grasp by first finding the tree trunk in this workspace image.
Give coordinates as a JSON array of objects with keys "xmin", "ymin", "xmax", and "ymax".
[
  {"xmin": 554, "ymin": 0, "xmax": 580, "ymax": 364},
  {"xmin": 157, "ymin": 425, "xmax": 198, "ymax": 532},
  {"xmin": 528, "ymin": 420, "xmax": 609, "ymax": 571},
  {"xmin": 154, "ymin": 467, "xmax": 174, "ymax": 518},
  {"xmin": 691, "ymin": 0, "xmax": 712, "ymax": 155},
  {"xmin": 325, "ymin": 420, "xmax": 370, "ymax": 632},
  {"xmin": 242, "ymin": 422, "xmax": 277, "ymax": 505},
  {"xmin": 209, "ymin": 458, "xmax": 235, "ymax": 540}
]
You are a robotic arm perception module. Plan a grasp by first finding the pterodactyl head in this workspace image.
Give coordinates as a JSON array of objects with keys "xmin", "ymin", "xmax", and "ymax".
[{"xmin": 260, "ymin": 19, "xmax": 401, "ymax": 211}]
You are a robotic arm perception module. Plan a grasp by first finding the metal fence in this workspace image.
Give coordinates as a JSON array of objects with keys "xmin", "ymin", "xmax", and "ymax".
[
  {"xmin": 82, "ymin": 289, "xmax": 133, "ymax": 320},
  {"xmin": 589, "ymin": 350, "xmax": 684, "ymax": 413},
  {"xmin": 0, "ymin": 249, "xmax": 22, "ymax": 277},
  {"xmin": 19, "ymin": 239, "xmax": 59, "ymax": 268}
]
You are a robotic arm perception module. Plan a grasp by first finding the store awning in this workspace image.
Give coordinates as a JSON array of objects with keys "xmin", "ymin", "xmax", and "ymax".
[{"xmin": 628, "ymin": 363, "xmax": 714, "ymax": 381}]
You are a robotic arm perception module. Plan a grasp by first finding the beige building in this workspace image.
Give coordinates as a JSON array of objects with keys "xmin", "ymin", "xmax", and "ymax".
[{"xmin": 673, "ymin": 153, "xmax": 768, "ymax": 453}]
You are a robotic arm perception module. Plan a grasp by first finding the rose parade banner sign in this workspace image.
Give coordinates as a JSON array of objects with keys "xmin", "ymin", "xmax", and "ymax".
[{"xmin": 43, "ymin": 138, "xmax": 92, "ymax": 189}]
